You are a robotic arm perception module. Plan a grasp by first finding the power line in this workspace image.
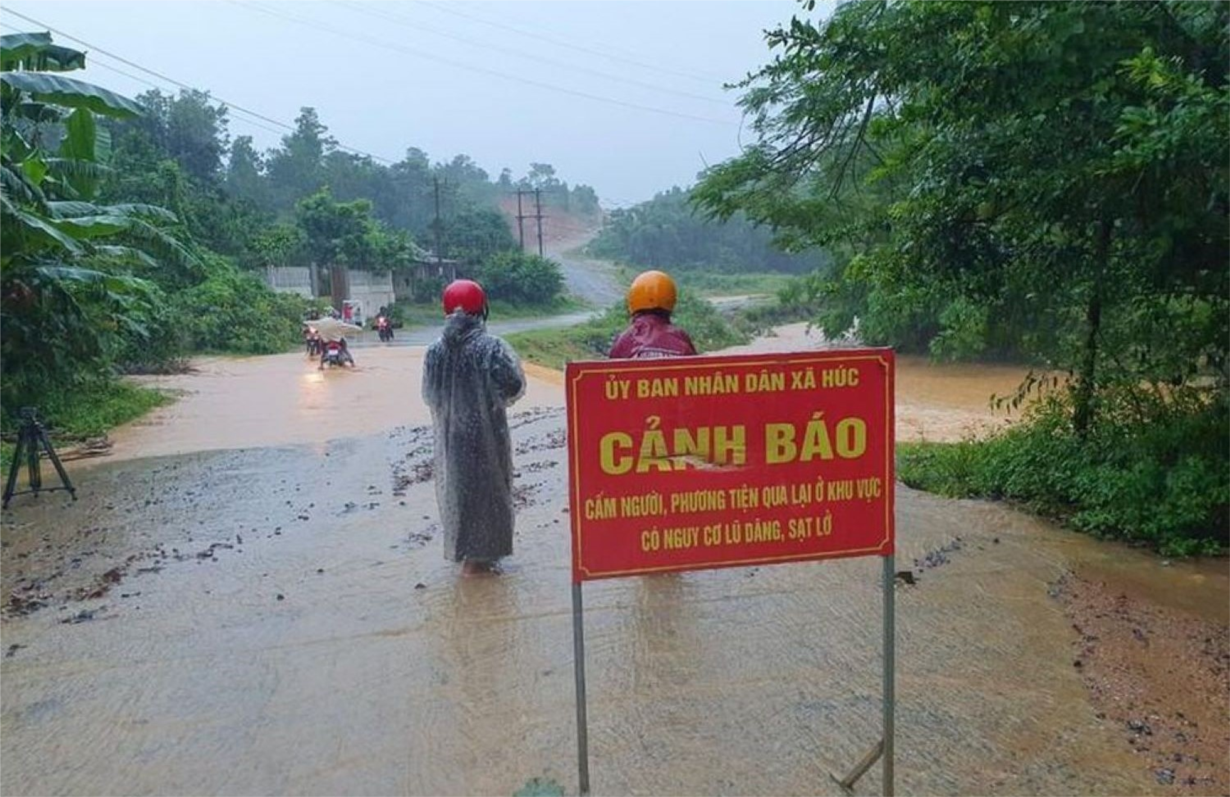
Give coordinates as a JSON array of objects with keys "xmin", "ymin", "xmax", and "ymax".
[
  {"xmin": 3, "ymin": 9, "xmax": 289, "ymax": 131},
  {"xmin": 233, "ymin": 0, "xmax": 733, "ymax": 127},
  {"xmin": 66, "ymin": 54, "xmax": 290, "ymax": 139},
  {"xmin": 2, "ymin": 13, "xmax": 640, "ymax": 214},
  {"xmin": 1, "ymin": 7, "xmax": 399, "ymax": 164},
  {"xmin": 416, "ymin": 0, "xmax": 730, "ymax": 86},
  {"xmin": 330, "ymin": 1, "xmax": 730, "ymax": 107},
  {"xmin": 85, "ymin": 60, "xmax": 288, "ymax": 138}
]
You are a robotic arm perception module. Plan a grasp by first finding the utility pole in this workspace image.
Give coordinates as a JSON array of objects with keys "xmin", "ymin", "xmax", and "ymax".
[
  {"xmin": 515, "ymin": 188, "xmax": 526, "ymax": 251},
  {"xmin": 534, "ymin": 188, "xmax": 545, "ymax": 258},
  {"xmin": 433, "ymin": 176, "xmax": 447, "ymax": 279}
]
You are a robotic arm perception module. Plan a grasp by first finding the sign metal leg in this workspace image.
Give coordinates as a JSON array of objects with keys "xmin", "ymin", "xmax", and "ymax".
[
  {"xmin": 573, "ymin": 582, "xmax": 591, "ymax": 796},
  {"xmin": 831, "ymin": 554, "xmax": 896, "ymax": 796},
  {"xmin": 883, "ymin": 553, "xmax": 895, "ymax": 797}
]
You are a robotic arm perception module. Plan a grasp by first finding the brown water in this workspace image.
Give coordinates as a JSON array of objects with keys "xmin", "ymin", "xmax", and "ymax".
[
  {"xmin": 97, "ymin": 326, "xmax": 1026, "ymax": 466},
  {"xmin": 98, "ymin": 348, "xmax": 564, "ymax": 463},
  {"xmin": 2, "ymin": 332, "xmax": 1225, "ymax": 796}
]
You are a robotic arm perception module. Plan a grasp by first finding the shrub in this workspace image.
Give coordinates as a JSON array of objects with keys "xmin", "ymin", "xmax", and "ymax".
[
  {"xmin": 478, "ymin": 252, "xmax": 564, "ymax": 306},
  {"xmin": 171, "ymin": 256, "xmax": 308, "ymax": 354},
  {"xmin": 898, "ymin": 392, "xmax": 1228, "ymax": 556}
]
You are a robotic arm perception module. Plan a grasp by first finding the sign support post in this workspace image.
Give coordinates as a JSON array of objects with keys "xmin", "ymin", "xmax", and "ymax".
[
  {"xmin": 572, "ymin": 583, "xmax": 591, "ymax": 796},
  {"xmin": 883, "ymin": 552, "xmax": 895, "ymax": 797},
  {"xmin": 832, "ymin": 552, "xmax": 895, "ymax": 796}
]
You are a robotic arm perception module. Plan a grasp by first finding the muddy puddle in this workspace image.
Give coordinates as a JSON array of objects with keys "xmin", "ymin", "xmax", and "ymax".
[{"xmin": 2, "ymin": 328, "xmax": 1226, "ymax": 795}]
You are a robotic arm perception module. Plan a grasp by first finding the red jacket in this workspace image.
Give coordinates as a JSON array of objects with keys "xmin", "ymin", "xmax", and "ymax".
[{"xmin": 608, "ymin": 312, "xmax": 697, "ymax": 359}]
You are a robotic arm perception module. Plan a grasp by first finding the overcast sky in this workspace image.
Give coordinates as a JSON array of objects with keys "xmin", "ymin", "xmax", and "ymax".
[{"xmin": 3, "ymin": 1, "xmax": 833, "ymax": 207}]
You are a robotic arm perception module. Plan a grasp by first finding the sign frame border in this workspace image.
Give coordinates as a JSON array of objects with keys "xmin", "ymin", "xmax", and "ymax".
[{"xmin": 566, "ymin": 349, "xmax": 896, "ymax": 582}]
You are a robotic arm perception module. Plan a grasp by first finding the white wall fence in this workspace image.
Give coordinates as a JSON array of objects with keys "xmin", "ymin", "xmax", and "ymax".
[
  {"xmin": 264, "ymin": 266, "xmax": 313, "ymax": 298},
  {"xmin": 263, "ymin": 267, "xmax": 395, "ymax": 315}
]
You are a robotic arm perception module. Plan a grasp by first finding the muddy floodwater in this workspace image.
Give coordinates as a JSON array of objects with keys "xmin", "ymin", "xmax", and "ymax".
[
  {"xmin": 2, "ymin": 328, "xmax": 1226, "ymax": 796},
  {"xmin": 100, "ymin": 323, "xmax": 1025, "ymax": 465}
]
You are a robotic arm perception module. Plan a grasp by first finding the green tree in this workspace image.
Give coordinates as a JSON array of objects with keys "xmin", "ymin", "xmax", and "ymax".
[
  {"xmin": 443, "ymin": 206, "xmax": 516, "ymax": 264},
  {"xmin": 295, "ymin": 188, "xmax": 379, "ymax": 270},
  {"xmin": 592, "ymin": 186, "xmax": 823, "ymax": 274},
  {"xmin": 1, "ymin": 32, "xmax": 195, "ymax": 408},
  {"xmin": 128, "ymin": 89, "xmax": 229, "ymax": 184},
  {"xmin": 247, "ymin": 223, "xmax": 304, "ymax": 270},
  {"xmin": 695, "ymin": 0, "xmax": 1228, "ymax": 434},
  {"xmin": 266, "ymin": 107, "xmax": 333, "ymax": 213},
  {"xmin": 294, "ymin": 187, "xmax": 415, "ymax": 279},
  {"xmin": 226, "ymin": 135, "xmax": 268, "ymax": 207}
]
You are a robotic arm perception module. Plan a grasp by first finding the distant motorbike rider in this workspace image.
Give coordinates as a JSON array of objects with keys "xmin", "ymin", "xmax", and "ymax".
[
  {"xmin": 609, "ymin": 270, "xmax": 698, "ymax": 359},
  {"xmin": 422, "ymin": 279, "xmax": 525, "ymax": 575},
  {"xmin": 304, "ymin": 324, "xmax": 322, "ymax": 356},
  {"xmin": 320, "ymin": 337, "xmax": 354, "ymax": 368},
  {"xmin": 313, "ymin": 317, "xmax": 360, "ymax": 369}
]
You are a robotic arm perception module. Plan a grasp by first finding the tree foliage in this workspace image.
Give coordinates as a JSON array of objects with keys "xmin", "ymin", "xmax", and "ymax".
[
  {"xmin": 695, "ymin": 1, "xmax": 1228, "ymax": 548},
  {"xmin": 478, "ymin": 251, "xmax": 564, "ymax": 307},
  {"xmin": 1, "ymin": 32, "xmax": 195, "ymax": 412},
  {"xmin": 590, "ymin": 186, "xmax": 825, "ymax": 274},
  {"xmin": 97, "ymin": 79, "xmax": 603, "ymax": 274},
  {"xmin": 695, "ymin": 0, "xmax": 1228, "ymax": 430}
]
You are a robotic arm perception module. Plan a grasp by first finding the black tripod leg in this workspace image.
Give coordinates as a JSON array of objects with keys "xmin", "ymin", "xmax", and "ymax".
[
  {"xmin": 39, "ymin": 427, "xmax": 76, "ymax": 499},
  {"xmin": 26, "ymin": 428, "xmax": 41, "ymax": 496},
  {"xmin": 2, "ymin": 433, "xmax": 24, "ymax": 508}
]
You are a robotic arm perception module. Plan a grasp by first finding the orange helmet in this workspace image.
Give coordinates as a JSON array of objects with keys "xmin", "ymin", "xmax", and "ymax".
[{"xmin": 627, "ymin": 270, "xmax": 677, "ymax": 315}]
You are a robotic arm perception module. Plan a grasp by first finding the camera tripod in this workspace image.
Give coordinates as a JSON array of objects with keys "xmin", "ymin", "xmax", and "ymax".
[{"xmin": 2, "ymin": 408, "xmax": 76, "ymax": 509}]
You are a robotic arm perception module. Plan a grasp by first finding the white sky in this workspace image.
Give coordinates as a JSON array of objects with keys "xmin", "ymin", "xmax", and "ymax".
[{"xmin": 3, "ymin": 1, "xmax": 834, "ymax": 206}]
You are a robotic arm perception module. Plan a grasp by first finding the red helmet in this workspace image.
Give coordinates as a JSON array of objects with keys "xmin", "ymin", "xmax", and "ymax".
[{"xmin": 442, "ymin": 279, "xmax": 487, "ymax": 317}]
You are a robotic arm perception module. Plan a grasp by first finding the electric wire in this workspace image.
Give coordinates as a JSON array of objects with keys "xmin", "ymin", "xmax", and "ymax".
[
  {"xmin": 329, "ymin": 0, "xmax": 729, "ymax": 107},
  {"xmin": 2, "ymin": 13, "xmax": 652, "ymax": 212},
  {"xmin": 2, "ymin": 7, "xmax": 399, "ymax": 163},
  {"xmin": 416, "ymin": 0, "xmax": 730, "ymax": 86},
  {"xmin": 233, "ymin": 0, "xmax": 733, "ymax": 127}
]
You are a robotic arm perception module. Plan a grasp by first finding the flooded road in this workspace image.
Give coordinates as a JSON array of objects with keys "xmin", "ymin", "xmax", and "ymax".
[
  {"xmin": 2, "ymin": 328, "xmax": 1226, "ymax": 796},
  {"xmin": 100, "ymin": 348, "xmax": 565, "ymax": 463}
]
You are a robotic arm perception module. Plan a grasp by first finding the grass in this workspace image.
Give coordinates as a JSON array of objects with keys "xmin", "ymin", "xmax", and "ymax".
[
  {"xmin": 505, "ymin": 309, "xmax": 624, "ymax": 370},
  {"xmin": 603, "ymin": 258, "xmax": 797, "ymax": 299},
  {"xmin": 505, "ymin": 324, "xmax": 614, "ymax": 370},
  {"xmin": 391, "ymin": 296, "xmax": 588, "ymax": 329},
  {"xmin": 505, "ymin": 293, "xmax": 754, "ymax": 371},
  {"xmin": 1, "ymin": 379, "xmax": 172, "ymax": 478},
  {"xmin": 896, "ymin": 399, "xmax": 1229, "ymax": 557},
  {"xmin": 673, "ymin": 271, "xmax": 795, "ymax": 297}
]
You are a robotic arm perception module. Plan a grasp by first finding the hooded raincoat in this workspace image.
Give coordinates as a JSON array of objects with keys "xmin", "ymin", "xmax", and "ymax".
[{"xmin": 422, "ymin": 311, "xmax": 526, "ymax": 562}]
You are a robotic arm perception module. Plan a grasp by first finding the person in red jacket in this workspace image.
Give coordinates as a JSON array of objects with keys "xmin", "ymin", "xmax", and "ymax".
[{"xmin": 609, "ymin": 270, "xmax": 698, "ymax": 359}]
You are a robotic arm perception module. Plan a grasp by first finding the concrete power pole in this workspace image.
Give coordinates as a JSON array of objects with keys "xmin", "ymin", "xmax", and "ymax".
[
  {"xmin": 434, "ymin": 177, "xmax": 450, "ymax": 280},
  {"xmin": 534, "ymin": 188, "xmax": 545, "ymax": 258},
  {"xmin": 515, "ymin": 189, "xmax": 526, "ymax": 251}
]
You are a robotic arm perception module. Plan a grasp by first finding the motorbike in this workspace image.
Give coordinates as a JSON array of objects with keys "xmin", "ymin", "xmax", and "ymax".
[
  {"xmin": 304, "ymin": 326, "xmax": 322, "ymax": 357},
  {"xmin": 321, "ymin": 339, "xmax": 355, "ymax": 369},
  {"xmin": 376, "ymin": 315, "xmax": 393, "ymax": 343}
]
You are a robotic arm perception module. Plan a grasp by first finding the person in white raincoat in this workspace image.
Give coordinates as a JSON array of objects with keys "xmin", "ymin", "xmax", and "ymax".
[
  {"xmin": 310, "ymin": 316, "xmax": 362, "ymax": 367},
  {"xmin": 422, "ymin": 280, "xmax": 526, "ymax": 575}
]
